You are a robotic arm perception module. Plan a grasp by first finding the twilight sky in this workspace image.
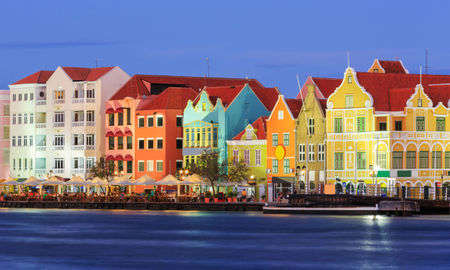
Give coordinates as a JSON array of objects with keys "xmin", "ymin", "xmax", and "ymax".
[{"xmin": 1, "ymin": 0, "xmax": 450, "ymax": 97}]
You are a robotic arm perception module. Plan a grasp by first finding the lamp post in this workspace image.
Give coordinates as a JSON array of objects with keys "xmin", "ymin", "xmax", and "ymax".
[
  {"xmin": 249, "ymin": 174, "xmax": 255, "ymax": 200},
  {"xmin": 302, "ymin": 166, "xmax": 307, "ymax": 194},
  {"xmin": 178, "ymin": 169, "xmax": 190, "ymax": 197}
]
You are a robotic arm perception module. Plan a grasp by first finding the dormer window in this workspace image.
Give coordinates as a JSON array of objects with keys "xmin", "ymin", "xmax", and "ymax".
[
  {"xmin": 246, "ymin": 129, "xmax": 252, "ymax": 140},
  {"xmin": 373, "ymin": 68, "xmax": 379, "ymax": 73},
  {"xmin": 278, "ymin": 110, "xmax": 284, "ymax": 120},
  {"xmin": 348, "ymin": 76, "xmax": 352, "ymax": 84},
  {"xmin": 418, "ymin": 98, "xmax": 422, "ymax": 107},
  {"xmin": 345, "ymin": 95, "xmax": 353, "ymax": 108},
  {"xmin": 202, "ymin": 103, "xmax": 206, "ymax": 111}
]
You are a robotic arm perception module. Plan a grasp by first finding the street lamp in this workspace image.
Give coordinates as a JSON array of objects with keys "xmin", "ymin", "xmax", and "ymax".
[{"xmin": 371, "ymin": 164, "xmax": 379, "ymax": 196}]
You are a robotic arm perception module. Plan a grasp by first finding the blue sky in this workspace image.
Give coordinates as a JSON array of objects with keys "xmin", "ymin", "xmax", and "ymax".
[{"xmin": 1, "ymin": 0, "xmax": 450, "ymax": 97}]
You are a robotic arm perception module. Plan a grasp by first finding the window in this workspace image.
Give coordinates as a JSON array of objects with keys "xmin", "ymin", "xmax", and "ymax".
[
  {"xmin": 283, "ymin": 133, "xmax": 289, "ymax": 146},
  {"xmin": 109, "ymin": 137, "xmax": 114, "ymax": 150},
  {"xmin": 3, "ymin": 104, "xmax": 9, "ymax": 116},
  {"xmin": 357, "ymin": 117, "xmax": 365, "ymax": 132},
  {"xmin": 73, "ymin": 157, "xmax": 84, "ymax": 169},
  {"xmin": 54, "ymin": 135, "xmax": 64, "ymax": 146},
  {"xmin": 18, "ymin": 136, "xmax": 22, "ymax": 146},
  {"xmin": 24, "ymin": 93, "xmax": 28, "ymax": 101},
  {"xmin": 418, "ymin": 98, "xmax": 422, "ymax": 107},
  {"xmin": 233, "ymin": 150, "xmax": 239, "ymax": 163},
  {"xmin": 272, "ymin": 134, "xmax": 278, "ymax": 146},
  {"xmin": 30, "ymin": 93, "xmax": 34, "ymax": 100},
  {"xmin": 73, "ymin": 134, "xmax": 84, "ymax": 146},
  {"xmin": 36, "ymin": 135, "xmax": 46, "ymax": 146},
  {"xmin": 244, "ymin": 150, "xmax": 250, "ymax": 165},
  {"xmin": 345, "ymin": 95, "xmax": 353, "ymax": 108},
  {"xmin": 18, "ymin": 94, "xmax": 22, "ymax": 101},
  {"xmin": 3, "ymin": 126, "xmax": 9, "ymax": 139},
  {"xmin": 255, "ymin": 149, "xmax": 261, "ymax": 166},
  {"xmin": 156, "ymin": 161, "xmax": 163, "ymax": 172},
  {"xmin": 147, "ymin": 116, "xmax": 154, "ymax": 127},
  {"xmin": 246, "ymin": 129, "xmax": 252, "ymax": 140},
  {"xmin": 12, "ymin": 136, "xmax": 16, "ymax": 147},
  {"xmin": 86, "ymin": 89, "xmax": 95, "ymax": 99},
  {"xmin": 446, "ymin": 152, "xmax": 450, "ymax": 169},
  {"xmin": 334, "ymin": 152, "xmax": 344, "ymax": 170},
  {"xmin": 12, "ymin": 94, "xmax": 16, "ymax": 102},
  {"xmin": 109, "ymin": 114, "xmax": 114, "ymax": 126},
  {"xmin": 436, "ymin": 117, "xmax": 445, "ymax": 131},
  {"xmin": 176, "ymin": 138, "xmax": 183, "ymax": 149},
  {"xmin": 54, "ymin": 158, "xmax": 64, "ymax": 169},
  {"xmin": 29, "ymin": 136, "xmax": 33, "ymax": 146},
  {"xmin": 86, "ymin": 111, "xmax": 94, "ymax": 122},
  {"xmin": 379, "ymin": 122, "xmax": 387, "ymax": 131},
  {"xmin": 202, "ymin": 103, "xmax": 206, "ymax": 111},
  {"xmin": 147, "ymin": 139, "xmax": 154, "ymax": 149},
  {"xmin": 24, "ymin": 159, "xmax": 27, "ymax": 170},
  {"xmin": 19, "ymin": 158, "xmax": 21, "ymax": 170},
  {"xmin": 416, "ymin": 116, "xmax": 425, "ymax": 131},
  {"xmin": 176, "ymin": 161, "xmax": 183, "ymax": 170},
  {"xmin": 86, "ymin": 158, "xmax": 95, "ymax": 170},
  {"xmin": 138, "ymin": 116, "xmax": 145, "ymax": 127},
  {"xmin": 138, "ymin": 161, "xmax": 145, "ymax": 172},
  {"xmin": 117, "ymin": 112, "xmax": 123, "ymax": 126},
  {"xmin": 86, "ymin": 134, "xmax": 94, "ymax": 146},
  {"xmin": 308, "ymin": 144, "xmax": 315, "ymax": 161},
  {"xmin": 432, "ymin": 151, "xmax": 442, "ymax": 169},
  {"xmin": 347, "ymin": 75, "xmax": 352, "ymax": 84},
  {"xmin": 283, "ymin": 159, "xmax": 290, "ymax": 174},
  {"xmin": 357, "ymin": 152, "xmax": 366, "ymax": 169},
  {"xmin": 272, "ymin": 159, "xmax": 278, "ymax": 174},
  {"xmin": 118, "ymin": 161, "xmax": 123, "ymax": 172},
  {"xmin": 12, "ymin": 114, "xmax": 16, "ymax": 125},
  {"xmin": 317, "ymin": 144, "xmax": 326, "ymax": 162},
  {"xmin": 406, "ymin": 151, "xmax": 416, "ymax": 169},
  {"xmin": 54, "ymin": 90, "xmax": 65, "ymax": 101},
  {"xmin": 23, "ymin": 135, "xmax": 28, "ymax": 146},
  {"xmin": 419, "ymin": 151, "xmax": 429, "ymax": 168},
  {"xmin": 298, "ymin": 144, "xmax": 306, "ymax": 161},
  {"xmin": 176, "ymin": 116, "xmax": 183, "ymax": 127},
  {"xmin": 73, "ymin": 111, "xmax": 84, "ymax": 122},
  {"xmin": 54, "ymin": 112, "xmax": 64, "ymax": 123},
  {"xmin": 334, "ymin": 118, "xmax": 343, "ymax": 133},
  {"xmin": 157, "ymin": 138, "xmax": 163, "ymax": 149},
  {"xmin": 392, "ymin": 151, "xmax": 403, "ymax": 169},
  {"xmin": 30, "ymin": 113, "xmax": 34, "ymax": 124},
  {"xmin": 156, "ymin": 115, "xmax": 163, "ymax": 127},
  {"xmin": 126, "ymin": 136, "xmax": 132, "ymax": 149},
  {"xmin": 138, "ymin": 139, "xmax": 145, "ymax": 149},
  {"xmin": 74, "ymin": 88, "xmax": 83, "ymax": 99},
  {"xmin": 147, "ymin": 160, "xmax": 154, "ymax": 172},
  {"xmin": 18, "ymin": 114, "xmax": 22, "ymax": 124},
  {"xmin": 117, "ymin": 137, "xmax": 123, "ymax": 150},
  {"xmin": 2, "ymin": 149, "xmax": 9, "ymax": 164},
  {"xmin": 127, "ymin": 161, "xmax": 132, "ymax": 173},
  {"xmin": 395, "ymin": 121, "xmax": 402, "ymax": 131},
  {"xmin": 308, "ymin": 118, "xmax": 315, "ymax": 135},
  {"xmin": 126, "ymin": 108, "xmax": 131, "ymax": 125},
  {"xmin": 29, "ymin": 158, "xmax": 32, "ymax": 170},
  {"xmin": 377, "ymin": 152, "xmax": 387, "ymax": 169},
  {"xmin": 278, "ymin": 110, "xmax": 284, "ymax": 120},
  {"xmin": 13, "ymin": 159, "xmax": 15, "ymax": 170}
]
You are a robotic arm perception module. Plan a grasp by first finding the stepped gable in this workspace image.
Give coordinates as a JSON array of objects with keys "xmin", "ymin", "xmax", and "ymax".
[
  {"xmin": 61, "ymin": 67, "xmax": 115, "ymax": 81},
  {"xmin": 136, "ymin": 87, "xmax": 198, "ymax": 111},
  {"xmin": 378, "ymin": 60, "xmax": 408, "ymax": 74},
  {"xmin": 285, "ymin": 98, "xmax": 303, "ymax": 118},
  {"xmin": 12, "ymin": 70, "xmax": 54, "ymax": 85},
  {"xmin": 110, "ymin": 74, "xmax": 263, "ymax": 100},
  {"xmin": 232, "ymin": 116, "xmax": 268, "ymax": 140}
]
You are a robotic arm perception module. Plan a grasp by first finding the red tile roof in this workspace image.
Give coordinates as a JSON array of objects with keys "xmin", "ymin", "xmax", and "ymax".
[
  {"xmin": 136, "ymin": 87, "xmax": 198, "ymax": 111},
  {"xmin": 232, "ymin": 116, "xmax": 268, "ymax": 140},
  {"xmin": 200, "ymin": 85, "xmax": 244, "ymax": 107},
  {"xmin": 12, "ymin": 70, "xmax": 54, "ymax": 85},
  {"xmin": 253, "ymin": 87, "xmax": 280, "ymax": 111},
  {"xmin": 319, "ymin": 98, "xmax": 328, "ymax": 113},
  {"xmin": 378, "ymin": 60, "xmax": 408, "ymax": 74},
  {"xmin": 110, "ymin": 74, "xmax": 264, "ymax": 101},
  {"xmin": 296, "ymin": 77, "xmax": 341, "ymax": 100},
  {"xmin": 285, "ymin": 98, "xmax": 303, "ymax": 118},
  {"xmin": 388, "ymin": 88, "xmax": 415, "ymax": 111},
  {"xmin": 427, "ymin": 84, "xmax": 450, "ymax": 106},
  {"xmin": 62, "ymin": 67, "xmax": 115, "ymax": 81}
]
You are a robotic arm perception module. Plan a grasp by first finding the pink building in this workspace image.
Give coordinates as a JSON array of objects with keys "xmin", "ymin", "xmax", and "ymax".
[{"xmin": 0, "ymin": 90, "xmax": 10, "ymax": 179}]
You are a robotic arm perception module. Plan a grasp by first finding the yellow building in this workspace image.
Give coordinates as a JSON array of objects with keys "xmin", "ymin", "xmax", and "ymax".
[{"xmin": 325, "ymin": 65, "xmax": 450, "ymax": 198}]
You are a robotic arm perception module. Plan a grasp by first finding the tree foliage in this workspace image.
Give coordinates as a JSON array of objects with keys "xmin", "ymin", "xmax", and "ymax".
[
  {"xmin": 187, "ymin": 151, "xmax": 226, "ymax": 195},
  {"xmin": 89, "ymin": 157, "xmax": 116, "ymax": 180},
  {"xmin": 227, "ymin": 160, "xmax": 250, "ymax": 183}
]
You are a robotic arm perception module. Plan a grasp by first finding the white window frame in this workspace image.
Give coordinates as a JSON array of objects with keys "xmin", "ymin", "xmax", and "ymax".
[
  {"xmin": 278, "ymin": 110, "xmax": 284, "ymax": 120},
  {"xmin": 138, "ymin": 160, "xmax": 145, "ymax": 172},
  {"xmin": 244, "ymin": 150, "xmax": 250, "ymax": 165},
  {"xmin": 255, "ymin": 149, "xmax": 261, "ymax": 166},
  {"xmin": 308, "ymin": 144, "xmax": 315, "ymax": 161},
  {"xmin": 298, "ymin": 144, "xmax": 305, "ymax": 161},
  {"xmin": 147, "ymin": 160, "xmax": 154, "ymax": 172},
  {"xmin": 318, "ymin": 144, "xmax": 325, "ymax": 162}
]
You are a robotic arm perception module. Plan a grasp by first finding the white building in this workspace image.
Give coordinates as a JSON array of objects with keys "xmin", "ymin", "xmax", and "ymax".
[{"xmin": 9, "ymin": 67, "xmax": 130, "ymax": 179}]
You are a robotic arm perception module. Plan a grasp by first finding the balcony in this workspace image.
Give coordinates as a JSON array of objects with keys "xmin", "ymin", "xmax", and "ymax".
[
  {"xmin": 53, "ymin": 169, "xmax": 64, "ymax": 174},
  {"xmin": 53, "ymin": 146, "xmax": 64, "ymax": 151},
  {"xmin": 36, "ymin": 123, "xmax": 46, "ymax": 129},
  {"xmin": 54, "ymin": 99, "xmax": 65, "ymax": 104},
  {"xmin": 86, "ymin": 121, "xmax": 95, "ymax": 127},
  {"xmin": 86, "ymin": 98, "xmax": 95, "ymax": 103},
  {"xmin": 72, "ymin": 98, "xmax": 85, "ymax": 104},
  {"xmin": 72, "ymin": 169, "xmax": 86, "ymax": 174},
  {"xmin": 72, "ymin": 122, "xmax": 85, "ymax": 127},
  {"xmin": 36, "ymin": 100, "xmax": 46, "ymax": 105},
  {"xmin": 72, "ymin": 145, "xmax": 85, "ymax": 151},
  {"xmin": 36, "ymin": 146, "xmax": 46, "ymax": 151},
  {"xmin": 35, "ymin": 169, "xmax": 46, "ymax": 174},
  {"xmin": 53, "ymin": 122, "xmax": 64, "ymax": 128},
  {"xmin": 86, "ymin": 145, "xmax": 95, "ymax": 150}
]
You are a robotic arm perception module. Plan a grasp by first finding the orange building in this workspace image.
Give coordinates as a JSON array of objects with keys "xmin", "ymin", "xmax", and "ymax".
[
  {"xmin": 134, "ymin": 87, "xmax": 198, "ymax": 181},
  {"xmin": 266, "ymin": 95, "xmax": 302, "ymax": 200}
]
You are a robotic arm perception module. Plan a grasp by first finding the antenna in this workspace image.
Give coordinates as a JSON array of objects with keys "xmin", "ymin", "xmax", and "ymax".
[
  {"xmin": 95, "ymin": 59, "xmax": 99, "ymax": 68},
  {"xmin": 425, "ymin": 48, "xmax": 431, "ymax": 74},
  {"xmin": 296, "ymin": 74, "xmax": 309, "ymax": 135},
  {"xmin": 206, "ymin": 57, "xmax": 210, "ymax": 78},
  {"xmin": 347, "ymin": 51, "xmax": 350, "ymax": 67}
]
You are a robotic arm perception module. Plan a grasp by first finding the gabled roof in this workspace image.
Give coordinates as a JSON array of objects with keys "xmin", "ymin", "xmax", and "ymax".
[
  {"xmin": 136, "ymin": 87, "xmax": 198, "ymax": 111},
  {"xmin": 61, "ymin": 67, "xmax": 115, "ymax": 81},
  {"xmin": 110, "ymin": 74, "xmax": 264, "ymax": 101},
  {"xmin": 285, "ymin": 98, "xmax": 303, "ymax": 118},
  {"xmin": 12, "ymin": 70, "xmax": 54, "ymax": 85},
  {"xmin": 232, "ymin": 116, "xmax": 268, "ymax": 140},
  {"xmin": 427, "ymin": 84, "xmax": 450, "ymax": 107},
  {"xmin": 253, "ymin": 87, "xmax": 280, "ymax": 111},
  {"xmin": 378, "ymin": 60, "xmax": 408, "ymax": 74},
  {"xmin": 197, "ymin": 85, "xmax": 244, "ymax": 107},
  {"xmin": 296, "ymin": 77, "xmax": 342, "ymax": 100}
]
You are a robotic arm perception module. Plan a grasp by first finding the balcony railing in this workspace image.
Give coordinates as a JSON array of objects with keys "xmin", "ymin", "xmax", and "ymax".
[
  {"xmin": 72, "ymin": 169, "xmax": 86, "ymax": 174},
  {"xmin": 36, "ymin": 123, "xmax": 46, "ymax": 129},
  {"xmin": 72, "ymin": 145, "xmax": 85, "ymax": 150},
  {"xmin": 53, "ymin": 122, "xmax": 64, "ymax": 128},
  {"xmin": 86, "ymin": 145, "xmax": 95, "ymax": 150},
  {"xmin": 35, "ymin": 169, "xmax": 46, "ymax": 174},
  {"xmin": 86, "ymin": 121, "xmax": 95, "ymax": 126},
  {"xmin": 53, "ymin": 146, "xmax": 64, "ymax": 150},
  {"xmin": 36, "ymin": 146, "xmax": 46, "ymax": 151},
  {"xmin": 72, "ymin": 122, "xmax": 85, "ymax": 127},
  {"xmin": 36, "ymin": 100, "xmax": 46, "ymax": 105},
  {"xmin": 53, "ymin": 169, "xmax": 64, "ymax": 174},
  {"xmin": 72, "ymin": 98, "xmax": 96, "ymax": 104},
  {"xmin": 86, "ymin": 98, "xmax": 95, "ymax": 103},
  {"xmin": 54, "ymin": 99, "xmax": 65, "ymax": 104}
]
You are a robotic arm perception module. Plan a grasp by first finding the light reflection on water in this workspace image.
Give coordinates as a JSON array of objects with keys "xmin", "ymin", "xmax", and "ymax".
[{"xmin": 1, "ymin": 208, "xmax": 450, "ymax": 269}]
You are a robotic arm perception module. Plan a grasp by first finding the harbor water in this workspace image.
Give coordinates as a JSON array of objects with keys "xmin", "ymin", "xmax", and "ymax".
[{"xmin": 0, "ymin": 208, "xmax": 449, "ymax": 269}]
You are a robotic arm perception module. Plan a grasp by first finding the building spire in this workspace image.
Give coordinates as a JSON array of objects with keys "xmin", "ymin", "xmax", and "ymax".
[{"xmin": 347, "ymin": 51, "xmax": 350, "ymax": 67}]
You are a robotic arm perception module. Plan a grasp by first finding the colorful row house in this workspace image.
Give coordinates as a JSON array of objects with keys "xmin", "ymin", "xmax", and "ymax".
[
  {"xmin": 0, "ymin": 89, "xmax": 10, "ymax": 179},
  {"xmin": 182, "ymin": 84, "xmax": 278, "ymax": 167}
]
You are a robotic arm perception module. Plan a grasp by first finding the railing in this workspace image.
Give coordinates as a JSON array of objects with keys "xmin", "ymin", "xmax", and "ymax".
[
  {"xmin": 35, "ymin": 169, "xmax": 46, "ymax": 174},
  {"xmin": 72, "ymin": 122, "xmax": 85, "ymax": 127},
  {"xmin": 86, "ymin": 145, "xmax": 95, "ymax": 150},
  {"xmin": 72, "ymin": 98, "xmax": 85, "ymax": 104},
  {"xmin": 54, "ymin": 99, "xmax": 65, "ymax": 104},
  {"xmin": 36, "ymin": 123, "xmax": 46, "ymax": 128},
  {"xmin": 72, "ymin": 169, "xmax": 86, "ymax": 174},
  {"xmin": 36, "ymin": 146, "xmax": 46, "ymax": 151},
  {"xmin": 86, "ymin": 98, "xmax": 95, "ymax": 103},
  {"xmin": 86, "ymin": 121, "xmax": 95, "ymax": 126},
  {"xmin": 72, "ymin": 145, "xmax": 85, "ymax": 150},
  {"xmin": 53, "ymin": 123, "xmax": 64, "ymax": 127},
  {"xmin": 36, "ymin": 100, "xmax": 46, "ymax": 105},
  {"xmin": 53, "ymin": 169, "xmax": 64, "ymax": 174},
  {"xmin": 53, "ymin": 146, "xmax": 64, "ymax": 150}
]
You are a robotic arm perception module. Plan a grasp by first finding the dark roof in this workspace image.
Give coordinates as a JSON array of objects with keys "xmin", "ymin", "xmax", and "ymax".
[
  {"xmin": 378, "ymin": 60, "xmax": 408, "ymax": 74},
  {"xmin": 232, "ymin": 116, "xmax": 268, "ymax": 140},
  {"xmin": 285, "ymin": 98, "xmax": 303, "ymax": 118},
  {"xmin": 136, "ymin": 87, "xmax": 198, "ymax": 111},
  {"xmin": 110, "ymin": 74, "xmax": 264, "ymax": 100},
  {"xmin": 12, "ymin": 70, "xmax": 54, "ymax": 85}
]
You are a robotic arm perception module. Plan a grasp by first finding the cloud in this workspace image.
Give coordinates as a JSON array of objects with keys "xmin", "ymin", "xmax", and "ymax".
[{"xmin": 0, "ymin": 41, "xmax": 121, "ymax": 49}]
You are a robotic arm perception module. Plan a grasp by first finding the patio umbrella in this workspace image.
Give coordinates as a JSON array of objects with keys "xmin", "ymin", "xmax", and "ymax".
[
  {"xmin": 42, "ymin": 176, "xmax": 65, "ymax": 185},
  {"xmin": 134, "ymin": 175, "xmax": 157, "ymax": 186},
  {"xmin": 157, "ymin": 174, "xmax": 180, "ymax": 185},
  {"xmin": 22, "ymin": 176, "xmax": 42, "ymax": 186},
  {"xmin": 66, "ymin": 176, "xmax": 85, "ymax": 185},
  {"xmin": 86, "ymin": 177, "xmax": 109, "ymax": 186},
  {"xmin": 0, "ymin": 177, "xmax": 18, "ymax": 185},
  {"xmin": 110, "ymin": 175, "xmax": 133, "ymax": 186}
]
